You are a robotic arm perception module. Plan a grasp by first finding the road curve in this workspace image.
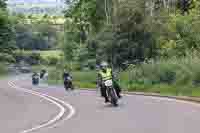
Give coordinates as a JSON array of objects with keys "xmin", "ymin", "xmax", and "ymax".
[{"xmin": 2, "ymin": 75, "xmax": 200, "ymax": 133}]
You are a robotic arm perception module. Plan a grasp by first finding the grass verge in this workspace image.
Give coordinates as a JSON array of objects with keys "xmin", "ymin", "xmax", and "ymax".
[
  {"xmin": 37, "ymin": 54, "xmax": 200, "ymax": 97},
  {"xmin": 0, "ymin": 63, "xmax": 9, "ymax": 79}
]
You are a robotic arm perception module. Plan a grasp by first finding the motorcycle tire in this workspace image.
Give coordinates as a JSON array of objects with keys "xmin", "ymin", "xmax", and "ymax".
[{"xmin": 110, "ymin": 88, "xmax": 118, "ymax": 107}]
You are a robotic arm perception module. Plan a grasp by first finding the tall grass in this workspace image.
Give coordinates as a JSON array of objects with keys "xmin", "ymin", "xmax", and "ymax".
[
  {"xmin": 43, "ymin": 52, "xmax": 200, "ymax": 96},
  {"xmin": 47, "ymin": 66, "xmax": 97, "ymax": 88},
  {"xmin": 118, "ymin": 53, "xmax": 200, "ymax": 96}
]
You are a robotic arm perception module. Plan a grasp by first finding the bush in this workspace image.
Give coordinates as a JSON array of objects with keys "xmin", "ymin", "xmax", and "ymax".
[
  {"xmin": 13, "ymin": 50, "xmax": 63, "ymax": 66},
  {"xmin": 29, "ymin": 52, "xmax": 41, "ymax": 65},
  {"xmin": 83, "ymin": 59, "xmax": 96, "ymax": 70},
  {"xmin": 40, "ymin": 57, "xmax": 49, "ymax": 65},
  {"xmin": 0, "ymin": 53, "xmax": 16, "ymax": 63},
  {"xmin": 13, "ymin": 50, "xmax": 23, "ymax": 62},
  {"xmin": 119, "ymin": 54, "xmax": 200, "ymax": 90},
  {"xmin": 47, "ymin": 56, "xmax": 59, "ymax": 65},
  {"xmin": 157, "ymin": 63, "xmax": 176, "ymax": 84},
  {"xmin": 14, "ymin": 51, "xmax": 41, "ymax": 65}
]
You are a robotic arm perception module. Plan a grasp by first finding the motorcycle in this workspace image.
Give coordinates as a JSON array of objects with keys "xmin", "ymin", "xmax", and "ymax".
[
  {"xmin": 104, "ymin": 79, "xmax": 118, "ymax": 106},
  {"xmin": 32, "ymin": 73, "xmax": 39, "ymax": 85},
  {"xmin": 64, "ymin": 76, "xmax": 74, "ymax": 91}
]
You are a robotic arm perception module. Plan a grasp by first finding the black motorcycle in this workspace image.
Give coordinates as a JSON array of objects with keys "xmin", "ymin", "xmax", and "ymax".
[
  {"xmin": 64, "ymin": 76, "xmax": 74, "ymax": 91},
  {"xmin": 32, "ymin": 73, "xmax": 39, "ymax": 85},
  {"xmin": 104, "ymin": 79, "xmax": 118, "ymax": 106}
]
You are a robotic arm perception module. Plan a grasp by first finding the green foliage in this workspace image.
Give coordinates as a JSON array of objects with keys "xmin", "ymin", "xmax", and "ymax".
[
  {"xmin": 14, "ymin": 50, "xmax": 63, "ymax": 65},
  {"xmin": 0, "ymin": 63, "xmax": 8, "ymax": 76},
  {"xmin": 14, "ymin": 14, "xmax": 60, "ymax": 50},
  {"xmin": 95, "ymin": 0, "xmax": 157, "ymax": 66},
  {"xmin": 29, "ymin": 52, "xmax": 41, "ymax": 65},
  {"xmin": 45, "ymin": 56, "xmax": 59, "ymax": 65},
  {"xmin": 119, "ymin": 53, "xmax": 200, "ymax": 89},
  {"xmin": 0, "ymin": 10, "xmax": 16, "ymax": 52},
  {"xmin": 0, "ymin": 5, "xmax": 16, "ymax": 63},
  {"xmin": 47, "ymin": 68, "xmax": 96, "ymax": 88},
  {"xmin": 0, "ymin": 0, "xmax": 7, "ymax": 9},
  {"xmin": 63, "ymin": 0, "xmax": 103, "ymax": 69},
  {"xmin": 0, "ymin": 53, "xmax": 16, "ymax": 63},
  {"xmin": 157, "ymin": 7, "xmax": 200, "ymax": 58},
  {"xmin": 177, "ymin": 0, "xmax": 198, "ymax": 15},
  {"xmin": 14, "ymin": 51, "xmax": 40, "ymax": 65}
]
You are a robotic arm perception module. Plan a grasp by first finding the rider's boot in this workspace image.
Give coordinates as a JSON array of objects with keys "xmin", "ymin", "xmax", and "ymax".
[
  {"xmin": 118, "ymin": 94, "xmax": 122, "ymax": 99},
  {"xmin": 105, "ymin": 97, "xmax": 109, "ymax": 103},
  {"xmin": 117, "ymin": 90, "xmax": 122, "ymax": 98}
]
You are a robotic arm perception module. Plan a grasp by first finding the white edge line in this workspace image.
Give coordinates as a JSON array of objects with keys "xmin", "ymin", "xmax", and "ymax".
[
  {"xmin": 125, "ymin": 93, "xmax": 200, "ymax": 107},
  {"xmin": 80, "ymin": 89, "xmax": 200, "ymax": 107},
  {"xmin": 8, "ymin": 81, "xmax": 75, "ymax": 133}
]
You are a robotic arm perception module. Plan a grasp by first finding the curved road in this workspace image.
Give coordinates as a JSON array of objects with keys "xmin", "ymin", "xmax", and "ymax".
[{"xmin": 1, "ymin": 75, "xmax": 200, "ymax": 133}]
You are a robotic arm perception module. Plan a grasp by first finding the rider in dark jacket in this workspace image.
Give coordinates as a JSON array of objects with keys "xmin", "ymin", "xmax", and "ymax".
[
  {"xmin": 32, "ymin": 72, "xmax": 39, "ymax": 85},
  {"xmin": 63, "ymin": 70, "xmax": 70, "ymax": 80},
  {"xmin": 63, "ymin": 69, "xmax": 74, "ymax": 90}
]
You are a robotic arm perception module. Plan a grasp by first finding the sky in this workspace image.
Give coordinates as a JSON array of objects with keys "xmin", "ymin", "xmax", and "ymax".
[{"xmin": 7, "ymin": 0, "xmax": 65, "ymax": 4}]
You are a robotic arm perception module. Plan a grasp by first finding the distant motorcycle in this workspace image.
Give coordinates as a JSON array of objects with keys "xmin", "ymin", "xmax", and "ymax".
[
  {"xmin": 104, "ymin": 79, "xmax": 118, "ymax": 107},
  {"xmin": 32, "ymin": 73, "xmax": 39, "ymax": 85},
  {"xmin": 64, "ymin": 76, "xmax": 74, "ymax": 91},
  {"xmin": 40, "ymin": 69, "xmax": 46, "ymax": 79}
]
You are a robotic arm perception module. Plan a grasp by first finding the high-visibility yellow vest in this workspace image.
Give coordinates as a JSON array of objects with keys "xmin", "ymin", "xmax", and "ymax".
[{"xmin": 99, "ymin": 68, "xmax": 112, "ymax": 81}]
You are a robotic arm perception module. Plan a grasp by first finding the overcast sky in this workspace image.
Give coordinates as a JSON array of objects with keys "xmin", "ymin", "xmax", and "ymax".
[{"xmin": 7, "ymin": 0, "xmax": 65, "ymax": 4}]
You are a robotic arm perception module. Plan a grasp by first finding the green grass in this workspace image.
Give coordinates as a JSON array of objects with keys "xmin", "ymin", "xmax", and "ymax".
[
  {"xmin": 45, "ymin": 65, "xmax": 96, "ymax": 88},
  {"xmin": 116, "ymin": 55, "xmax": 200, "ymax": 97},
  {"xmin": 36, "ymin": 53, "xmax": 200, "ymax": 97},
  {"xmin": 39, "ymin": 50, "xmax": 63, "ymax": 58},
  {"xmin": 16, "ymin": 50, "xmax": 63, "ymax": 58},
  {"xmin": 31, "ymin": 65, "xmax": 52, "ymax": 72},
  {"xmin": 0, "ymin": 63, "xmax": 9, "ymax": 79},
  {"xmin": 15, "ymin": 50, "xmax": 63, "ymax": 66},
  {"xmin": 17, "ymin": 14, "xmax": 65, "ymax": 24}
]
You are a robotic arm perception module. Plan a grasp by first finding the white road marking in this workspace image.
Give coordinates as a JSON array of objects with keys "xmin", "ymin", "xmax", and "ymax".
[
  {"xmin": 79, "ymin": 90, "xmax": 200, "ymax": 108},
  {"xmin": 8, "ymin": 75, "xmax": 200, "ymax": 132},
  {"xmin": 8, "ymin": 81, "xmax": 75, "ymax": 133},
  {"xmin": 125, "ymin": 93, "xmax": 200, "ymax": 107}
]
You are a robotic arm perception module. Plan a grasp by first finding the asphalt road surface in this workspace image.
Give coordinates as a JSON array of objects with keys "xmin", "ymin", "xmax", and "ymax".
[{"xmin": 1, "ymin": 75, "xmax": 200, "ymax": 133}]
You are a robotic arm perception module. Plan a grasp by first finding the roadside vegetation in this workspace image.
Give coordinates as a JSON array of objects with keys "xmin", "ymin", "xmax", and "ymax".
[
  {"xmin": 119, "ymin": 52, "xmax": 200, "ymax": 96},
  {"xmin": 0, "ymin": 63, "xmax": 8, "ymax": 78},
  {"xmin": 14, "ymin": 50, "xmax": 63, "ymax": 65},
  {"xmin": 1, "ymin": 0, "xmax": 200, "ymax": 97},
  {"xmin": 49, "ymin": 0, "xmax": 200, "ymax": 97}
]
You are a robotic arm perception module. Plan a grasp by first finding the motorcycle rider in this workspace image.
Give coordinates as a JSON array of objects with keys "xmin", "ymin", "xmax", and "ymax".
[
  {"xmin": 63, "ymin": 69, "xmax": 74, "ymax": 90},
  {"xmin": 40, "ymin": 69, "xmax": 48, "ymax": 80},
  {"xmin": 32, "ymin": 72, "xmax": 39, "ymax": 85},
  {"xmin": 97, "ymin": 61, "xmax": 122, "ymax": 103},
  {"xmin": 40, "ymin": 69, "xmax": 46, "ymax": 79}
]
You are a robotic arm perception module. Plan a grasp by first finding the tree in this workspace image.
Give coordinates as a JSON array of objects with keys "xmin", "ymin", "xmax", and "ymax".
[
  {"xmin": 14, "ymin": 13, "xmax": 60, "ymax": 50},
  {"xmin": 62, "ymin": 0, "xmax": 200, "ymax": 70},
  {"xmin": 0, "ymin": 1, "xmax": 17, "ymax": 62},
  {"xmin": 0, "ymin": 0, "xmax": 7, "ymax": 9},
  {"xmin": 177, "ymin": 0, "xmax": 197, "ymax": 15},
  {"xmin": 63, "ymin": 0, "xmax": 96, "ymax": 68},
  {"xmin": 0, "ymin": 11, "xmax": 16, "ymax": 54}
]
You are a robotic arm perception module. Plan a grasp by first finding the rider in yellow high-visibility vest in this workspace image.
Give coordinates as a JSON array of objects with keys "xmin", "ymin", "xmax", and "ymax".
[
  {"xmin": 98, "ymin": 61, "xmax": 122, "ymax": 103},
  {"xmin": 99, "ymin": 68, "xmax": 112, "ymax": 81}
]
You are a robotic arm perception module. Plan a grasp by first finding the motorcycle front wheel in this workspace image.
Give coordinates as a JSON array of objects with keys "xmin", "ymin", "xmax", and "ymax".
[{"xmin": 109, "ymin": 87, "xmax": 118, "ymax": 107}]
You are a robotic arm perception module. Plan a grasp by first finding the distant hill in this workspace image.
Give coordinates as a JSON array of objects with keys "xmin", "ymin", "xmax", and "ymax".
[{"xmin": 7, "ymin": 0, "xmax": 66, "ymax": 15}]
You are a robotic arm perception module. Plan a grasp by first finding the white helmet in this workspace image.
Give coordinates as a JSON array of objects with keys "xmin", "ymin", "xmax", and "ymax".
[{"xmin": 100, "ymin": 61, "xmax": 108, "ymax": 68}]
